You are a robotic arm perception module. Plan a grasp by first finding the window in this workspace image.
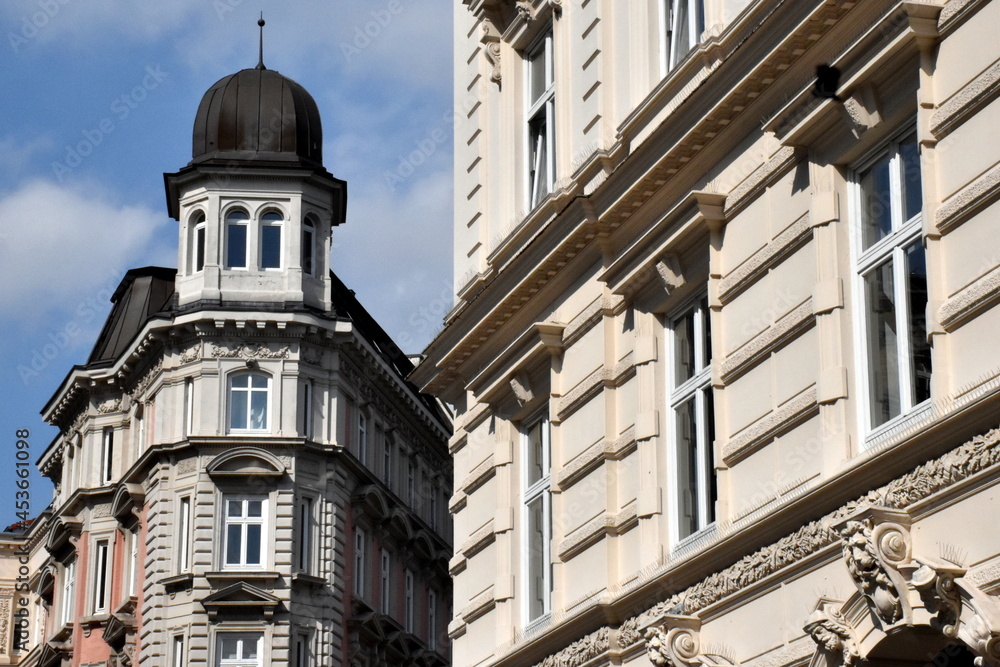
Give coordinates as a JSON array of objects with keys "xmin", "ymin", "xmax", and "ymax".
[
  {"xmin": 380, "ymin": 549, "xmax": 391, "ymax": 614},
  {"xmin": 526, "ymin": 28, "xmax": 555, "ymax": 209},
  {"xmin": 669, "ymin": 296, "xmax": 716, "ymax": 542},
  {"xmin": 178, "ymin": 496, "xmax": 191, "ymax": 573},
  {"xmin": 260, "ymin": 210, "xmax": 283, "ymax": 269},
  {"xmin": 297, "ymin": 497, "xmax": 314, "ymax": 573},
  {"xmin": 225, "ymin": 209, "xmax": 250, "ymax": 269},
  {"xmin": 60, "ymin": 559, "xmax": 76, "ymax": 626},
  {"xmin": 101, "ymin": 427, "xmax": 114, "ymax": 485},
  {"xmin": 191, "ymin": 211, "xmax": 207, "ymax": 272},
  {"xmin": 428, "ymin": 590, "xmax": 438, "ymax": 650},
  {"xmin": 404, "ymin": 569, "xmax": 415, "ymax": 632},
  {"xmin": 354, "ymin": 528, "xmax": 367, "ymax": 598},
  {"xmin": 302, "ymin": 217, "xmax": 316, "ymax": 276},
  {"xmin": 223, "ymin": 496, "xmax": 267, "ymax": 569},
  {"xmin": 92, "ymin": 540, "xmax": 110, "ymax": 613},
  {"xmin": 184, "ymin": 378, "xmax": 194, "ymax": 436},
  {"xmin": 173, "ymin": 635, "xmax": 186, "ymax": 667},
  {"xmin": 358, "ymin": 413, "xmax": 368, "ymax": 464},
  {"xmin": 407, "ymin": 460, "xmax": 416, "ymax": 506},
  {"xmin": 854, "ymin": 130, "xmax": 930, "ymax": 431},
  {"xmin": 522, "ymin": 414, "xmax": 551, "ymax": 623},
  {"xmin": 294, "ymin": 632, "xmax": 311, "ymax": 667},
  {"xmin": 301, "ymin": 380, "xmax": 313, "ymax": 439},
  {"xmin": 217, "ymin": 633, "xmax": 262, "ymax": 667},
  {"xmin": 429, "ymin": 484, "xmax": 439, "ymax": 530},
  {"xmin": 383, "ymin": 437, "xmax": 394, "ymax": 488},
  {"xmin": 662, "ymin": 0, "xmax": 705, "ymax": 72},
  {"xmin": 228, "ymin": 373, "xmax": 270, "ymax": 432},
  {"xmin": 127, "ymin": 529, "xmax": 139, "ymax": 597}
]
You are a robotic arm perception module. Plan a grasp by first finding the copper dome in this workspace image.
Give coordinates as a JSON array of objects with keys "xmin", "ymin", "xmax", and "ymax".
[{"xmin": 191, "ymin": 67, "xmax": 323, "ymax": 167}]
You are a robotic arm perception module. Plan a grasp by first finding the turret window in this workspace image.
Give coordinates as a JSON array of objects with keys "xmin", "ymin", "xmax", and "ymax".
[
  {"xmin": 191, "ymin": 211, "xmax": 207, "ymax": 272},
  {"xmin": 260, "ymin": 210, "xmax": 283, "ymax": 269},
  {"xmin": 302, "ymin": 217, "xmax": 316, "ymax": 276},
  {"xmin": 228, "ymin": 372, "xmax": 271, "ymax": 432},
  {"xmin": 225, "ymin": 209, "xmax": 250, "ymax": 269}
]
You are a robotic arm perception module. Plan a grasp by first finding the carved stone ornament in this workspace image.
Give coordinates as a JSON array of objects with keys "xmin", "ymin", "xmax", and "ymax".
[
  {"xmin": 533, "ymin": 626, "xmax": 610, "ymax": 667},
  {"xmin": 837, "ymin": 513, "xmax": 909, "ymax": 625},
  {"xmin": 804, "ymin": 603, "xmax": 859, "ymax": 667},
  {"xmin": 644, "ymin": 616, "xmax": 701, "ymax": 667},
  {"xmin": 97, "ymin": 398, "xmax": 122, "ymax": 414},
  {"xmin": 481, "ymin": 18, "xmax": 502, "ymax": 85},
  {"xmin": 179, "ymin": 343, "xmax": 200, "ymax": 363},
  {"xmin": 211, "ymin": 343, "xmax": 290, "ymax": 360}
]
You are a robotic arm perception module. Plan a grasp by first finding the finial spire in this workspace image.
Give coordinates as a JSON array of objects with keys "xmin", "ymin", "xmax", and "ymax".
[{"xmin": 256, "ymin": 13, "xmax": 266, "ymax": 70}]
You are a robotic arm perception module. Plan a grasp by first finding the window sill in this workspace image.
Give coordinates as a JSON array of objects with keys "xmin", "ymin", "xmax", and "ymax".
[
  {"xmin": 49, "ymin": 623, "xmax": 73, "ymax": 642},
  {"xmin": 523, "ymin": 612, "xmax": 553, "ymax": 638},
  {"xmin": 206, "ymin": 570, "xmax": 281, "ymax": 582},
  {"xmin": 292, "ymin": 572, "xmax": 326, "ymax": 587},
  {"xmin": 864, "ymin": 400, "xmax": 935, "ymax": 452},
  {"xmin": 79, "ymin": 614, "xmax": 109, "ymax": 637},
  {"xmin": 670, "ymin": 522, "xmax": 719, "ymax": 560},
  {"xmin": 161, "ymin": 573, "xmax": 194, "ymax": 592}
]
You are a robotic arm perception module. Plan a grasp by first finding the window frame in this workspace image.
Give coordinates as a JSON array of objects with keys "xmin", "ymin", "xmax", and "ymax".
[
  {"xmin": 296, "ymin": 496, "xmax": 315, "ymax": 574},
  {"xmin": 177, "ymin": 495, "xmax": 192, "ymax": 574},
  {"xmin": 91, "ymin": 538, "xmax": 110, "ymax": 614},
  {"xmin": 353, "ymin": 528, "xmax": 367, "ymax": 599},
  {"xmin": 190, "ymin": 211, "xmax": 207, "ymax": 273},
  {"xmin": 215, "ymin": 632, "xmax": 264, "ymax": 667},
  {"xmin": 379, "ymin": 548, "xmax": 391, "ymax": 614},
  {"xmin": 60, "ymin": 558, "xmax": 76, "ymax": 626},
  {"xmin": 221, "ymin": 494, "xmax": 268, "ymax": 571},
  {"xmin": 100, "ymin": 426, "xmax": 114, "ymax": 485},
  {"xmin": 660, "ymin": 0, "xmax": 705, "ymax": 75},
  {"xmin": 521, "ymin": 411, "xmax": 552, "ymax": 626},
  {"xmin": 850, "ymin": 126, "xmax": 931, "ymax": 438},
  {"xmin": 259, "ymin": 209, "xmax": 284, "ymax": 270},
  {"xmin": 172, "ymin": 634, "xmax": 186, "ymax": 667},
  {"xmin": 666, "ymin": 293, "xmax": 716, "ymax": 547},
  {"xmin": 525, "ymin": 27, "xmax": 556, "ymax": 210},
  {"xmin": 358, "ymin": 412, "xmax": 368, "ymax": 464},
  {"xmin": 224, "ymin": 208, "xmax": 251, "ymax": 270},
  {"xmin": 404, "ymin": 568, "xmax": 415, "ymax": 633},
  {"xmin": 302, "ymin": 216, "xmax": 317, "ymax": 276},
  {"xmin": 428, "ymin": 589, "xmax": 438, "ymax": 651},
  {"xmin": 227, "ymin": 371, "xmax": 272, "ymax": 434}
]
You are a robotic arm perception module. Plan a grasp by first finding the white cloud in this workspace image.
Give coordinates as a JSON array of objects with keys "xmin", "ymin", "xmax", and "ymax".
[
  {"xmin": 0, "ymin": 179, "xmax": 173, "ymax": 319},
  {"xmin": 0, "ymin": 136, "xmax": 54, "ymax": 182}
]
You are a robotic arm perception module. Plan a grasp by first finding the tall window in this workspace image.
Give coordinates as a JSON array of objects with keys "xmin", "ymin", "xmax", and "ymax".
[
  {"xmin": 428, "ymin": 590, "xmax": 438, "ymax": 651},
  {"xmin": 127, "ymin": 529, "xmax": 139, "ymax": 597},
  {"xmin": 526, "ymin": 28, "xmax": 555, "ymax": 209},
  {"xmin": 523, "ymin": 414, "xmax": 551, "ymax": 623},
  {"xmin": 358, "ymin": 413, "xmax": 368, "ymax": 464},
  {"xmin": 60, "ymin": 559, "xmax": 76, "ymax": 626},
  {"xmin": 178, "ymin": 496, "xmax": 191, "ymax": 573},
  {"xmin": 92, "ymin": 539, "xmax": 110, "ymax": 613},
  {"xmin": 662, "ymin": 0, "xmax": 705, "ymax": 72},
  {"xmin": 383, "ymin": 437, "xmax": 394, "ymax": 488},
  {"xmin": 407, "ymin": 460, "xmax": 416, "ymax": 506},
  {"xmin": 294, "ymin": 633, "xmax": 311, "ymax": 667},
  {"xmin": 301, "ymin": 380, "xmax": 313, "ymax": 440},
  {"xmin": 184, "ymin": 378, "xmax": 194, "ymax": 436},
  {"xmin": 191, "ymin": 211, "xmax": 207, "ymax": 272},
  {"xmin": 260, "ymin": 210, "xmax": 283, "ymax": 269},
  {"xmin": 669, "ymin": 296, "xmax": 716, "ymax": 542},
  {"xmin": 217, "ymin": 633, "xmax": 262, "ymax": 667},
  {"xmin": 223, "ymin": 496, "xmax": 266, "ymax": 569},
  {"xmin": 225, "ymin": 209, "xmax": 250, "ymax": 269},
  {"xmin": 173, "ymin": 635, "xmax": 185, "ymax": 667},
  {"xmin": 101, "ymin": 427, "xmax": 114, "ymax": 485},
  {"xmin": 380, "ymin": 549, "xmax": 391, "ymax": 614},
  {"xmin": 354, "ymin": 528, "xmax": 367, "ymax": 598},
  {"xmin": 404, "ymin": 569, "xmax": 415, "ymax": 632},
  {"xmin": 302, "ymin": 217, "xmax": 316, "ymax": 276},
  {"xmin": 855, "ymin": 130, "xmax": 930, "ymax": 431},
  {"xmin": 297, "ymin": 497, "xmax": 314, "ymax": 573},
  {"xmin": 228, "ymin": 373, "xmax": 270, "ymax": 432}
]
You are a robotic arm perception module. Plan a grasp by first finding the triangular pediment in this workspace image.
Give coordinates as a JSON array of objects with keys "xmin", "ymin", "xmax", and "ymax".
[{"xmin": 201, "ymin": 581, "xmax": 281, "ymax": 620}]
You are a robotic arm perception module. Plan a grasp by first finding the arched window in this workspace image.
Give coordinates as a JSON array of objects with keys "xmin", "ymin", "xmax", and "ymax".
[
  {"xmin": 260, "ymin": 210, "xmax": 283, "ymax": 270},
  {"xmin": 225, "ymin": 209, "xmax": 250, "ymax": 269},
  {"xmin": 190, "ymin": 211, "xmax": 207, "ymax": 272},
  {"xmin": 302, "ymin": 216, "xmax": 317, "ymax": 276},
  {"xmin": 228, "ymin": 372, "xmax": 271, "ymax": 432}
]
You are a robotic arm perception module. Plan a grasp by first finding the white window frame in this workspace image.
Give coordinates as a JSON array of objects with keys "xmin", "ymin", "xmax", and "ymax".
[
  {"xmin": 259, "ymin": 209, "xmax": 283, "ymax": 270},
  {"xmin": 178, "ymin": 495, "xmax": 192, "ymax": 574},
  {"xmin": 660, "ymin": 0, "xmax": 705, "ymax": 74},
  {"xmin": 215, "ymin": 632, "xmax": 263, "ymax": 667},
  {"xmin": 354, "ymin": 528, "xmax": 367, "ymax": 599},
  {"xmin": 227, "ymin": 372, "xmax": 271, "ymax": 433},
  {"xmin": 127, "ymin": 528, "xmax": 139, "ymax": 597},
  {"xmin": 172, "ymin": 634, "xmax": 186, "ymax": 667},
  {"xmin": 302, "ymin": 217, "xmax": 317, "ymax": 276},
  {"xmin": 184, "ymin": 377, "xmax": 194, "ymax": 436},
  {"xmin": 667, "ymin": 294, "xmax": 716, "ymax": 546},
  {"xmin": 521, "ymin": 412, "xmax": 552, "ymax": 625},
  {"xmin": 525, "ymin": 27, "xmax": 556, "ymax": 210},
  {"xmin": 92, "ymin": 539, "xmax": 110, "ymax": 613},
  {"xmin": 851, "ymin": 126, "xmax": 930, "ymax": 438},
  {"xmin": 380, "ymin": 548, "xmax": 391, "ymax": 614},
  {"xmin": 222, "ymin": 495, "xmax": 268, "ymax": 570},
  {"xmin": 60, "ymin": 559, "xmax": 76, "ymax": 626},
  {"xmin": 100, "ymin": 427, "xmax": 114, "ymax": 485},
  {"xmin": 225, "ymin": 208, "xmax": 250, "ymax": 270},
  {"xmin": 297, "ymin": 496, "xmax": 314, "ymax": 574},
  {"xmin": 404, "ymin": 568, "xmax": 415, "ymax": 633},
  {"xmin": 191, "ymin": 211, "xmax": 207, "ymax": 273}
]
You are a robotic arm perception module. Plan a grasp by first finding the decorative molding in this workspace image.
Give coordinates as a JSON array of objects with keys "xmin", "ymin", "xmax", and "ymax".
[
  {"xmin": 720, "ymin": 299, "xmax": 815, "ymax": 383},
  {"xmin": 645, "ymin": 620, "xmax": 700, "ymax": 667},
  {"xmin": 176, "ymin": 457, "xmax": 198, "ymax": 475},
  {"xmin": 556, "ymin": 427, "xmax": 636, "ymax": 491},
  {"xmin": 92, "ymin": 503, "xmax": 112, "ymax": 519},
  {"xmin": 460, "ymin": 585, "xmax": 496, "ymax": 624},
  {"xmin": 803, "ymin": 602, "xmax": 859, "ymax": 667},
  {"xmin": 939, "ymin": 263, "xmax": 1000, "ymax": 330},
  {"xmin": 459, "ymin": 454, "xmax": 496, "ymax": 495},
  {"xmin": 744, "ymin": 639, "xmax": 815, "ymax": 667},
  {"xmin": 835, "ymin": 509, "xmax": 909, "ymax": 625},
  {"xmin": 936, "ymin": 160, "xmax": 1000, "ymax": 233},
  {"xmin": 721, "ymin": 388, "xmax": 818, "ymax": 464},
  {"xmin": 556, "ymin": 353, "xmax": 635, "ymax": 419},
  {"xmin": 460, "ymin": 520, "xmax": 496, "ymax": 559},
  {"xmin": 210, "ymin": 343, "xmax": 290, "ymax": 360},
  {"xmin": 96, "ymin": 399, "xmax": 122, "ymax": 414},
  {"xmin": 717, "ymin": 214, "xmax": 812, "ymax": 303},
  {"xmin": 481, "ymin": 19, "xmax": 502, "ymax": 86},
  {"xmin": 179, "ymin": 343, "xmax": 200, "ymax": 364},
  {"xmin": 129, "ymin": 358, "xmax": 163, "ymax": 397},
  {"xmin": 532, "ymin": 627, "xmax": 610, "ymax": 667},
  {"xmin": 931, "ymin": 57, "xmax": 1000, "ymax": 138},
  {"xmin": 557, "ymin": 504, "xmax": 637, "ymax": 561},
  {"xmin": 724, "ymin": 146, "xmax": 798, "ymax": 216}
]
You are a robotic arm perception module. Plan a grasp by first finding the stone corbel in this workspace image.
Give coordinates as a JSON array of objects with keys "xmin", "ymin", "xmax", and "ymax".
[
  {"xmin": 534, "ymin": 322, "xmax": 565, "ymax": 358},
  {"xmin": 509, "ymin": 371, "xmax": 534, "ymax": 406},
  {"xmin": 655, "ymin": 254, "xmax": 686, "ymax": 296},
  {"xmin": 804, "ymin": 599, "xmax": 859, "ymax": 667},
  {"xmin": 644, "ymin": 615, "xmax": 702, "ymax": 667},
  {"xmin": 840, "ymin": 84, "xmax": 881, "ymax": 138},
  {"xmin": 481, "ymin": 18, "xmax": 502, "ymax": 86}
]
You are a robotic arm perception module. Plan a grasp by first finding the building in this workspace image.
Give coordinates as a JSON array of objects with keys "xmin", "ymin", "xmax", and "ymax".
[
  {"xmin": 413, "ymin": 0, "xmax": 1000, "ymax": 666},
  {"xmin": 28, "ymin": 54, "xmax": 453, "ymax": 667}
]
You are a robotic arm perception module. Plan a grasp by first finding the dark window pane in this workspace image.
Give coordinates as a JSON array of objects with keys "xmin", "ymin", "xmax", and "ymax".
[
  {"xmin": 529, "ymin": 115, "xmax": 549, "ymax": 206},
  {"xmin": 526, "ymin": 496, "xmax": 545, "ymax": 620},
  {"xmin": 528, "ymin": 42, "xmax": 547, "ymax": 106},
  {"xmin": 226, "ymin": 525, "xmax": 242, "ymax": 565},
  {"xmin": 701, "ymin": 297, "xmax": 712, "ymax": 364},
  {"xmin": 261, "ymin": 224, "xmax": 281, "ymax": 269},
  {"xmin": 906, "ymin": 242, "xmax": 932, "ymax": 404},
  {"xmin": 675, "ymin": 397, "xmax": 698, "ymax": 539},
  {"xmin": 195, "ymin": 226, "xmax": 205, "ymax": 271},
  {"xmin": 900, "ymin": 135, "xmax": 923, "ymax": 223},
  {"xmin": 865, "ymin": 260, "xmax": 900, "ymax": 427},
  {"xmin": 703, "ymin": 386, "xmax": 716, "ymax": 524},
  {"xmin": 250, "ymin": 390, "xmax": 267, "ymax": 430},
  {"xmin": 246, "ymin": 525, "xmax": 262, "ymax": 565},
  {"xmin": 675, "ymin": 309, "xmax": 696, "ymax": 385},
  {"xmin": 230, "ymin": 392, "xmax": 247, "ymax": 430},
  {"xmin": 860, "ymin": 153, "xmax": 892, "ymax": 251},
  {"xmin": 227, "ymin": 223, "xmax": 247, "ymax": 268},
  {"xmin": 302, "ymin": 227, "xmax": 314, "ymax": 275}
]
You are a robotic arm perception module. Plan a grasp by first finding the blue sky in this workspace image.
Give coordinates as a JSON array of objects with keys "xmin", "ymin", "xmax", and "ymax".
[{"xmin": 0, "ymin": 0, "xmax": 454, "ymax": 525}]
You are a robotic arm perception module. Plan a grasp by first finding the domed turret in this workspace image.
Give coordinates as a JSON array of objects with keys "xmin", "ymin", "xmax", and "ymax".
[{"xmin": 190, "ymin": 67, "xmax": 323, "ymax": 168}]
